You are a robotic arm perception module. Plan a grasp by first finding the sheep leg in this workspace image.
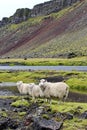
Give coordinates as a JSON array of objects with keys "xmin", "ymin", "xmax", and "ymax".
[
  {"xmin": 32, "ymin": 96, "xmax": 37, "ymax": 103},
  {"xmin": 58, "ymin": 99, "xmax": 63, "ymax": 105},
  {"xmin": 47, "ymin": 98, "xmax": 52, "ymax": 104},
  {"xmin": 49, "ymin": 99, "xmax": 52, "ymax": 104},
  {"xmin": 45, "ymin": 98, "xmax": 48, "ymax": 102}
]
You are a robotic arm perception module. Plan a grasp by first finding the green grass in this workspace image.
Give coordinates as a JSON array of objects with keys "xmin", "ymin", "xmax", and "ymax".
[
  {"xmin": 0, "ymin": 57, "xmax": 87, "ymax": 66},
  {"xmin": 63, "ymin": 118, "xmax": 87, "ymax": 130},
  {"xmin": 18, "ymin": 111, "xmax": 26, "ymax": 116},
  {"xmin": 66, "ymin": 78, "xmax": 87, "ymax": 92},
  {"xmin": 0, "ymin": 111, "xmax": 7, "ymax": 117},
  {"xmin": 0, "ymin": 70, "xmax": 87, "ymax": 94},
  {"xmin": 50, "ymin": 101, "xmax": 87, "ymax": 130},
  {"xmin": 50, "ymin": 101, "xmax": 87, "ymax": 113},
  {"xmin": 11, "ymin": 99, "xmax": 29, "ymax": 107}
]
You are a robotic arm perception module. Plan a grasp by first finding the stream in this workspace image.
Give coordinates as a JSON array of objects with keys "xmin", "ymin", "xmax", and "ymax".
[{"xmin": 0, "ymin": 65, "xmax": 87, "ymax": 71}]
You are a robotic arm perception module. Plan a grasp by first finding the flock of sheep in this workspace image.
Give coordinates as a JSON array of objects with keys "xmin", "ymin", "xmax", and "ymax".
[{"xmin": 16, "ymin": 79, "xmax": 69, "ymax": 103}]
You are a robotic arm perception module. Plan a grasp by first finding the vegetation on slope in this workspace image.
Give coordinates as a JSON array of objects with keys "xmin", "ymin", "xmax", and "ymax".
[{"xmin": 0, "ymin": 1, "xmax": 87, "ymax": 58}]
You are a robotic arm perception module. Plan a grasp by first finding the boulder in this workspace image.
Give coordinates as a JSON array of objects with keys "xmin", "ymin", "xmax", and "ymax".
[
  {"xmin": 32, "ymin": 118, "xmax": 63, "ymax": 130},
  {"xmin": 80, "ymin": 111, "xmax": 87, "ymax": 119}
]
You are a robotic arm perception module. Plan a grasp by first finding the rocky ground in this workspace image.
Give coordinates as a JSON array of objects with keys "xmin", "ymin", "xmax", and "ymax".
[{"xmin": 0, "ymin": 91, "xmax": 87, "ymax": 130}]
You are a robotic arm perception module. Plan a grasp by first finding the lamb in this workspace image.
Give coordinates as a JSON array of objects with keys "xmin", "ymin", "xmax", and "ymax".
[
  {"xmin": 28, "ymin": 83, "xmax": 44, "ymax": 101},
  {"xmin": 16, "ymin": 81, "xmax": 34, "ymax": 95},
  {"xmin": 39, "ymin": 79, "xmax": 69, "ymax": 103}
]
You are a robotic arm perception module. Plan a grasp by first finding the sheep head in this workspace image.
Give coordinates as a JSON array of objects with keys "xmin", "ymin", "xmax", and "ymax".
[
  {"xmin": 16, "ymin": 81, "xmax": 23, "ymax": 86},
  {"xmin": 39, "ymin": 79, "xmax": 47, "ymax": 91},
  {"xmin": 29, "ymin": 83, "xmax": 35, "ymax": 90}
]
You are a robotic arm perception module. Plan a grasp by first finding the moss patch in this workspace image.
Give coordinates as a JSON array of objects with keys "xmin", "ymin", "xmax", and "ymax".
[
  {"xmin": 0, "ymin": 111, "xmax": 7, "ymax": 117},
  {"xmin": 11, "ymin": 99, "xmax": 29, "ymax": 107},
  {"xmin": 50, "ymin": 101, "xmax": 87, "ymax": 113},
  {"xmin": 18, "ymin": 111, "xmax": 26, "ymax": 116},
  {"xmin": 63, "ymin": 118, "xmax": 87, "ymax": 130}
]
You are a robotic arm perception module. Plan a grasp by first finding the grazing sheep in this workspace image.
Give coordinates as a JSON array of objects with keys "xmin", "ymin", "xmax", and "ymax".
[
  {"xmin": 39, "ymin": 79, "xmax": 69, "ymax": 103},
  {"xmin": 16, "ymin": 81, "xmax": 34, "ymax": 95},
  {"xmin": 28, "ymin": 83, "xmax": 44, "ymax": 102}
]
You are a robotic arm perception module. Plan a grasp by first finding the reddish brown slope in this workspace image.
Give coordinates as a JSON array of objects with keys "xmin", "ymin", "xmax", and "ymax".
[{"xmin": 0, "ymin": 1, "xmax": 87, "ymax": 57}]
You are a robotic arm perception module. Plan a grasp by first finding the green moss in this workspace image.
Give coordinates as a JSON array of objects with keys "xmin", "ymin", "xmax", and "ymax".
[
  {"xmin": 9, "ymin": 63, "xmax": 15, "ymax": 66},
  {"xmin": 18, "ymin": 111, "xmax": 26, "ymax": 116},
  {"xmin": 66, "ymin": 78, "xmax": 87, "ymax": 92},
  {"xmin": 42, "ymin": 114, "xmax": 49, "ymax": 119},
  {"xmin": 63, "ymin": 118, "xmax": 87, "ymax": 130},
  {"xmin": 0, "ymin": 111, "xmax": 7, "ymax": 117},
  {"xmin": 11, "ymin": 99, "xmax": 29, "ymax": 107},
  {"xmin": 50, "ymin": 102, "xmax": 87, "ymax": 113}
]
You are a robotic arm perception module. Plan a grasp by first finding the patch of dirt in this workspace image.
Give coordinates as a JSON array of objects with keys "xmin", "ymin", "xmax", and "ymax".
[{"xmin": 68, "ymin": 91, "xmax": 87, "ymax": 103}]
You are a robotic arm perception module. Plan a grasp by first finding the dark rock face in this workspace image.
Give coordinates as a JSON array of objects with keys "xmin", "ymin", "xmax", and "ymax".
[
  {"xmin": 31, "ymin": 0, "xmax": 79, "ymax": 17},
  {"xmin": 44, "ymin": 76, "xmax": 64, "ymax": 82},
  {"xmin": 0, "ymin": 0, "xmax": 80, "ymax": 27},
  {"xmin": 31, "ymin": 0, "xmax": 63, "ymax": 17},
  {"xmin": 0, "ymin": 8, "xmax": 31, "ymax": 26},
  {"xmin": 0, "ymin": 17, "xmax": 9, "ymax": 26},
  {"xmin": 11, "ymin": 8, "xmax": 31, "ymax": 24},
  {"xmin": 32, "ymin": 118, "xmax": 63, "ymax": 130}
]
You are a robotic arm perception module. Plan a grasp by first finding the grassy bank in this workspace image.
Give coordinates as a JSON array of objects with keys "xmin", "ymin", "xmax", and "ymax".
[
  {"xmin": 0, "ymin": 70, "xmax": 87, "ymax": 94},
  {"xmin": 0, "ymin": 57, "xmax": 87, "ymax": 66}
]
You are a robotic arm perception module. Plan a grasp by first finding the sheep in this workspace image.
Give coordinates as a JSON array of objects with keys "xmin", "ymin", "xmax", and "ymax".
[
  {"xmin": 16, "ymin": 81, "xmax": 34, "ymax": 95},
  {"xmin": 28, "ymin": 83, "xmax": 44, "ymax": 102},
  {"xmin": 39, "ymin": 79, "xmax": 69, "ymax": 104}
]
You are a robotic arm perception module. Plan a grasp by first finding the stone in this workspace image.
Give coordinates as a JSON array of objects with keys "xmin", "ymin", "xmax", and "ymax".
[
  {"xmin": 0, "ymin": 0, "xmax": 80, "ymax": 27},
  {"xmin": 32, "ymin": 118, "xmax": 63, "ymax": 130},
  {"xmin": 80, "ymin": 111, "xmax": 87, "ymax": 119},
  {"xmin": 0, "ymin": 118, "xmax": 19, "ymax": 130},
  {"xmin": 66, "ymin": 112, "xmax": 73, "ymax": 120},
  {"xmin": 0, "ymin": 119, "xmax": 8, "ymax": 130}
]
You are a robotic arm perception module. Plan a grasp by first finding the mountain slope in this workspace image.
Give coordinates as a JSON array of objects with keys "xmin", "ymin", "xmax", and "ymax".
[{"xmin": 0, "ymin": 0, "xmax": 87, "ymax": 58}]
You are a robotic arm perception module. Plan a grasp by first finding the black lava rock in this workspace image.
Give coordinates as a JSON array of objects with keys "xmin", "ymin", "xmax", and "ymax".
[
  {"xmin": 80, "ymin": 111, "xmax": 87, "ymax": 119},
  {"xmin": 32, "ymin": 118, "xmax": 63, "ymax": 130}
]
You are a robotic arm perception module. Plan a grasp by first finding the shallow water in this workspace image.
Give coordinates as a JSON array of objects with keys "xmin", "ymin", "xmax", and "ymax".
[
  {"xmin": 0, "ymin": 82, "xmax": 16, "ymax": 87},
  {"xmin": 0, "ymin": 90, "xmax": 14, "ymax": 96},
  {"xmin": 0, "ymin": 65, "xmax": 87, "ymax": 71}
]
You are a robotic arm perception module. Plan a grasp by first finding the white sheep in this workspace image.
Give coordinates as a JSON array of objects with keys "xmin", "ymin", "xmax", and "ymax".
[
  {"xmin": 28, "ymin": 83, "xmax": 44, "ymax": 102},
  {"xmin": 39, "ymin": 79, "xmax": 69, "ymax": 103},
  {"xmin": 16, "ymin": 81, "xmax": 34, "ymax": 95}
]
